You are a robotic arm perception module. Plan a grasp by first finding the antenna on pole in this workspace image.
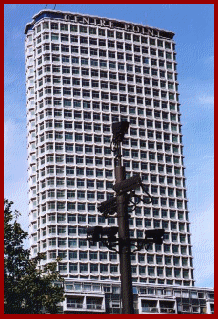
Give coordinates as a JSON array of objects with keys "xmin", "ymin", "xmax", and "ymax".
[{"xmin": 44, "ymin": 4, "xmax": 56, "ymax": 9}]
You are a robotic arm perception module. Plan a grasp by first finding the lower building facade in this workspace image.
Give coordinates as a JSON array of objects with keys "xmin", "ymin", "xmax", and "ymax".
[{"xmin": 57, "ymin": 280, "xmax": 214, "ymax": 314}]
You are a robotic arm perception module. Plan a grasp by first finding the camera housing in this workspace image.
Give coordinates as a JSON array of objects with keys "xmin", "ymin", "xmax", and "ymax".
[
  {"xmin": 87, "ymin": 226, "xmax": 119, "ymax": 243},
  {"xmin": 145, "ymin": 228, "xmax": 165, "ymax": 245},
  {"xmin": 98, "ymin": 197, "xmax": 117, "ymax": 217},
  {"xmin": 113, "ymin": 174, "xmax": 142, "ymax": 195},
  {"xmin": 112, "ymin": 121, "xmax": 130, "ymax": 143}
]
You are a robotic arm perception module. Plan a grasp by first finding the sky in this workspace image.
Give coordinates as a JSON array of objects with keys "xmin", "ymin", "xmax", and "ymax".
[{"xmin": 4, "ymin": 4, "xmax": 214, "ymax": 288}]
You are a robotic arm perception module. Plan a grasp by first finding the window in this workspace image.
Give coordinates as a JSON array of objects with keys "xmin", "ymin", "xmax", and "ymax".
[
  {"xmin": 148, "ymin": 266, "xmax": 155, "ymax": 276},
  {"xmin": 100, "ymin": 264, "xmax": 108, "ymax": 273},
  {"xmin": 67, "ymin": 191, "xmax": 75, "ymax": 199},
  {"xmin": 90, "ymin": 264, "xmax": 98, "ymax": 273},
  {"xmin": 80, "ymin": 264, "xmax": 88, "ymax": 272},
  {"xmin": 139, "ymin": 266, "xmax": 146, "ymax": 275}
]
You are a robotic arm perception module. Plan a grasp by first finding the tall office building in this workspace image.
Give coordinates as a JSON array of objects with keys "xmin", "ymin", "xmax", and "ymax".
[{"xmin": 25, "ymin": 10, "xmax": 214, "ymax": 314}]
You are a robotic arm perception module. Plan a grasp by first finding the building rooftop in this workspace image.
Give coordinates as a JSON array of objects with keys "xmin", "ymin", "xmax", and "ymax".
[{"xmin": 24, "ymin": 9, "xmax": 175, "ymax": 40}]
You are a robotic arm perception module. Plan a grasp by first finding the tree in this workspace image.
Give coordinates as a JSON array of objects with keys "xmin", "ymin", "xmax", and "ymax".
[{"xmin": 4, "ymin": 199, "xmax": 65, "ymax": 314}]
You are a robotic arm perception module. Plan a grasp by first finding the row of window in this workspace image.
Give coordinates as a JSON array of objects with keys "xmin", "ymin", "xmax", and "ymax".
[
  {"xmin": 37, "ymin": 87, "xmax": 178, "ymax": 102},
  {"xmin": 34, "ymin": 94, "xmax": 179, "ymax": 109},
  {"xmin": 34, "ymin": 174, "xmax": 185, "ymax": 192},
  {"xmin": 36, "ymin": 106, "xmax": 180, "ymax": 121},
  {"xmin": 66, "ymin": 277, "xmax": 192, "ymax": 286},
  {"xmin": 39, "ymin": 165, "xmax": 184, "ymax": 183},
  {"xmin": 37, "ymin": 148, "xmax": 182, "ymax": 162},
  {"xmin": 34, "ymin": 139, "xmax": 182, "ymax": 154},
  {"xmin": 37, "ymin": 122, "xmax": 181, "ymax": 136},
  {"xmin": 36, "ymin": 114, "xmax": 180, "ymax": 128},
  {"xmin": 32, "ymin": 21, "xmax": 175, "ymax": 49},
  {"xmin": 60, "ymin": 253, "xmax": 192, "ymax": 270},
  {"xmin": 33, "ymin": 120, "xmax": 181, "ymax": 134},
  {"xmin": 36, "ymin": 221, "xmax": 189, "ymax": 234},
  {"xmin": 37, "ymin": 75, "xmax": 178, "ymax": 90},
  {"xmin": 33, "ymin": 208, "xmax": 188, "ymax": 222},
  {"xmin": 38, "ymin": 153, "xmax": 182, "ymax": 170},
  {"xmin": 34, "ymin": 63, "xmax": 177, "ymax": 80},
  {"xmin": 57, "ymin": 263, "xmax": 191, "ymax": 279},
  {"xmin": 36, "ymin": 130, "xmax": 181, "ymax": 144},
  {"xmin": 36, "ymin": 120, "xmax": 181, "ymax": 134},
  {"xmin": 38, "ymin": 223, "xmax": 189, "ymax": 237},
  {"xmin": 33, "ymin": 101, "xmax": 180, "ymax": 116},
  {"xmin": 37, "ymin": 157, "xmax": 182, "ymax": 171},
  {"xmin": 37, "ymin": 57, "xmax": 177, "ymax": 76},
  {"xmin": 38, "ymin": 167, "xmax": 183, "ymax": 182},
  {"xmin": 38, "ymin": 140, "xmax": 182, "ymax": 154},
  {"xmin": 38, "ymin": 117, "xmax": 180, "ymax": 131},
  {"xmin": 41, "ymin": 250, "xmax": 192, "ymax": 268}
]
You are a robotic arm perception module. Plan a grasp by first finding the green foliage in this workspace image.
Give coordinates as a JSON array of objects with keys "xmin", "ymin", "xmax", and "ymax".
[{"xmin": 4, "ymin": 199, "xmax": 65, "ymax": 314}]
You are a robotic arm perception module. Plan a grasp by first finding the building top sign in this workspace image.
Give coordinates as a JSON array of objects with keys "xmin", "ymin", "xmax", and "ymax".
[{"xmin": 25, "ymin": 9, "xmax": 175, "ymax": 40}]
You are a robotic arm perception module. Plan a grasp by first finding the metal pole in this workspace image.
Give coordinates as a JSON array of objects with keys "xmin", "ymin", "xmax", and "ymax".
[{"xmin": 115, "ymin": 142, "xmax": 134, "ymax": 314}]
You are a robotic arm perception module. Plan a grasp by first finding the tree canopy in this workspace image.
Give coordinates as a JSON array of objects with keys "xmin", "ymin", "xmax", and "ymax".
[{"xmin": 4, "ymin": 199, "xmax": 65, "ymax": 314}]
